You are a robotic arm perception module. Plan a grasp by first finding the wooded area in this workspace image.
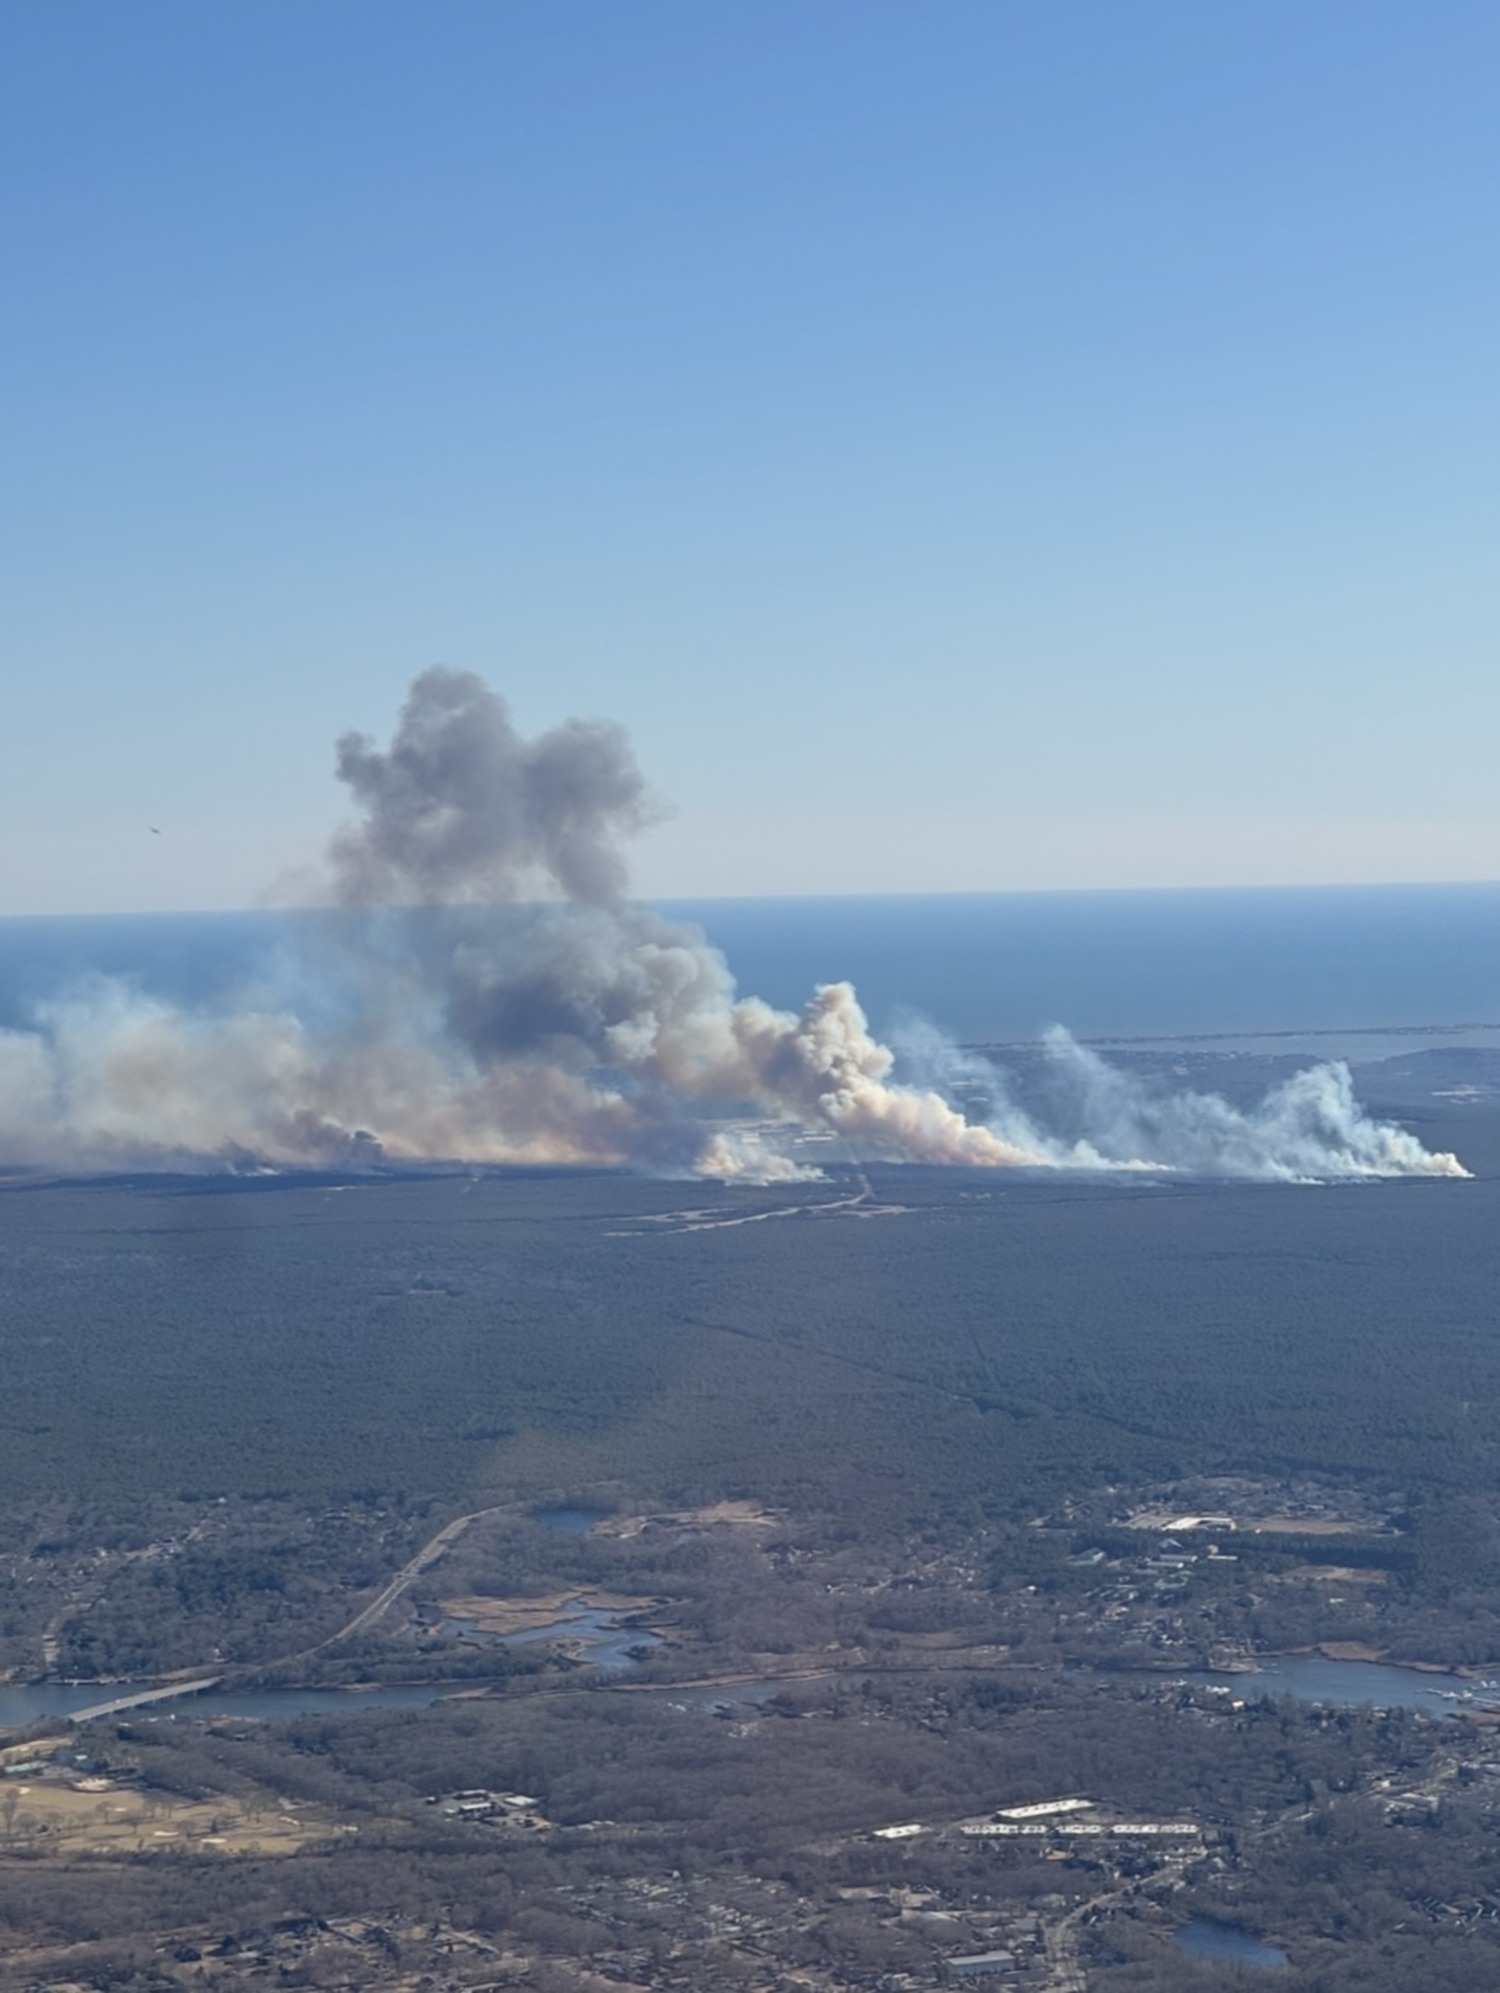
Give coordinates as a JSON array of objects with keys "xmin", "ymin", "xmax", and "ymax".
[{"xmin": 3, "ymin": 1079, "xmax": 1500, "ymax": 1988}]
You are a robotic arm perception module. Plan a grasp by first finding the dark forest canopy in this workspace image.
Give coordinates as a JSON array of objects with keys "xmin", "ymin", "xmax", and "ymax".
[{"xmin": 0, "ymin": 1136, "xmax": 1495, "ymax": 1517}]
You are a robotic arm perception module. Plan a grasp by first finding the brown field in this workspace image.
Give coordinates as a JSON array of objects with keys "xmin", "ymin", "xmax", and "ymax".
[
  {"xmin": 596, "ymin": 1499, "xmax": 780, "ymax": 1538},
  {"xmin": 439, "ymin": 1589, "xmax": 665, "ymax": 1635},
  {"xmin": 0, "ymin": 1778, "xmax": 342, "ymax": 1858}
]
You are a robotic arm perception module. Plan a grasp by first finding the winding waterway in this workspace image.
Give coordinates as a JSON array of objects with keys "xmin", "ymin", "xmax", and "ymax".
[
  {"xmin": 6, "ymin": 1649, "xmax": 1488, "ymax": 1734},
  {"xmin": 443, "ymin": 1604, "xmax": 662, "ymax": 1674},
  {"xmin": 0, "ymin": 1596, "xmax": 663, "ymax": 1729}
]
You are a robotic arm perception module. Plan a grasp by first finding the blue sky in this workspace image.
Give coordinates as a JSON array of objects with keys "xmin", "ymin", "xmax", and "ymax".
[{"xmin": 3, "ymin": 1, "xmax": 1498, "ymax": 911}]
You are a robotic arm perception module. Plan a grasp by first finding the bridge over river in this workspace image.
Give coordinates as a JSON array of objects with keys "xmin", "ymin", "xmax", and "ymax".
[{"xmin": 64, "ymin": 1678, "xmax": 223, "ymax": 1723}]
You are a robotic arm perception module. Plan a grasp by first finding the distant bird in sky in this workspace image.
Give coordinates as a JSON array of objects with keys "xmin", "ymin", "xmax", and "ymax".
[{"xmin": 149, "ymin": 826, "xmax": 161, "ymax": 834}]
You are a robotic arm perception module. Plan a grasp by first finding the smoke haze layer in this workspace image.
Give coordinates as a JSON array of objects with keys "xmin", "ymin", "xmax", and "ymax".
[{"xmin": 0, "ymin": 672, "xmax": 1469, "ymax": 1182}]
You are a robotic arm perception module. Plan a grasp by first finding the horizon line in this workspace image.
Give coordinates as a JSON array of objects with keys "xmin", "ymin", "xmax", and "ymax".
[{"xmin": 4, "ymin": 875, "xmax": 1500, "ymax": 923}]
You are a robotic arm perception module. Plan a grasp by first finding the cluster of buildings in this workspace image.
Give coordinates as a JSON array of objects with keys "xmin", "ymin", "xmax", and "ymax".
[
  {"xmin": 955, "ymin": 1795, "xmax": 1201, "ymax": 1852},
  {"xmin": 871, "ymin": 1794, "xmax": 1204, "ymax": 1863},
  {"xmin": 426, "ymin": 1785, "xmax": 549, "ymax": 1830}
]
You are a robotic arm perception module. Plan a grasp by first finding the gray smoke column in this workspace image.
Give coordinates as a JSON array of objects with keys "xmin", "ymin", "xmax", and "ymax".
[
  {"xmin": 307, "ymin": 670, "xmax": 1047, "ymax": 1173},
  {"xmin": 0, "ymin": 669, "xmax": 1471, "ymax": 1182},
  {"xmin": 329, "ymin": 667, "xmax": 654, "ymax": 906}
]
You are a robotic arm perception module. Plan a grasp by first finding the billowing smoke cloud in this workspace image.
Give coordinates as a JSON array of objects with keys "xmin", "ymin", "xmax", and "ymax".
[
  {"xmin": 0, "ymin": 671, "xmax": 1469, "ymax": 1183},
  {"xmin": 329, "ymin": 668, "xmax": 654, "ymax": 907},
  {"xmin": 1026, "ymin": 1029, "xmax": 1465, "ymax": 1182},
  {"xmin": 888, "ymin": 1016, "xmax": 1468, "ymax": 1182}
]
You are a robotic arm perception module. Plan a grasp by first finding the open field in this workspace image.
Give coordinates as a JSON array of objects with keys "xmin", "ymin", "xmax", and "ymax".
[
  {"xmin": 0, "ymin": 1773, "xmax": 337, "ymax": 1859},
  {"xmin": 438, "ymin": 1589, "xmax": 664, "ymax": 1635}
]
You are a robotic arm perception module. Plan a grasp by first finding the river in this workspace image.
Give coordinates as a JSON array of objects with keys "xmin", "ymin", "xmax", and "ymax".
[
  {"xmin": 7, "ymin": 1646, "xmax": 1487, "ymax": 1735},
  {"xmin": 1, "ymin": 1599, "xmax": 662, "ymax": 1729}
]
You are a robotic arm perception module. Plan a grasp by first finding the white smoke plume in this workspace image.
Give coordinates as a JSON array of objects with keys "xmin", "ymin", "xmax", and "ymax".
[
  {"xmin": 887, "ymin": 1016, "xmax": 1468, "ymax": 1182},
  {"xmin": 0, "ymin": 670, "xmax": 1469, "ymax": 1183},
  {"xmin": 1031, "ymin": 1029, "xmax": 1467, "ymax": 1181}
]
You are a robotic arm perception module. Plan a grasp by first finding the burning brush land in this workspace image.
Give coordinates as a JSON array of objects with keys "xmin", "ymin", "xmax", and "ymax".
[{"xmin": 3, "ymin": 1057, "xmax": 1500, "ymax": 1990}]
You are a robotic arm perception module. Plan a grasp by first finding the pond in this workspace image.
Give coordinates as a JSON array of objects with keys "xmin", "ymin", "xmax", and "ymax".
[
  {"xmin": 534, "ymin": 1505, "xmax": 611, "ymax": 1535},
  {"xmin": 1176, "ymin": 1919, "xmax": 1288, "ymax": 1969},
  {"xmin": 1174, "ymin": 1654, "xmax": 1500, "ymax": 1717}
]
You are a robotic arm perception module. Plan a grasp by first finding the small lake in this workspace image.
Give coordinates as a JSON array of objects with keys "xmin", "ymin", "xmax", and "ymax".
[
  {"xmin": 1175, "ymin": 1654, "xmax": 1499, "ymax": 1716},
  {"xmin": 1176, "ymin": 1919, "xmax": 1288, "ymax": 1969}
]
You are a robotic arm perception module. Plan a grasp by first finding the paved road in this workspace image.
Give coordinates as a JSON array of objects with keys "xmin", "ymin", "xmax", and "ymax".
[
  {"xmin": 57, "ymin": 1504, "xmax": 512, "ymax": 1720},
  {"xmin": 301, "ymin": 1504, "xmax": 510, "ymax": 1656}
]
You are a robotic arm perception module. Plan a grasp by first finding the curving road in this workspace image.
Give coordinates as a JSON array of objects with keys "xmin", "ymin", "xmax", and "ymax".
[{"xmin": 298, "ymin": 1503, "xmax": 509, "ymax": 1658}]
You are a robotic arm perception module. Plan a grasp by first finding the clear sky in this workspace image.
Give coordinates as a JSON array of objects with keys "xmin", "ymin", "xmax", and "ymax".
[{"xmin": 3, "ymin": 1, "xmax": 1498, "ymax": 912}]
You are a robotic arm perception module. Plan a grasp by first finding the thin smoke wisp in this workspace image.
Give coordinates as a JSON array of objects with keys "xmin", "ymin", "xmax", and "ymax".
[{"xmin": 0, "ymin": 670, "xmax": 1469, "ymax": 1183}]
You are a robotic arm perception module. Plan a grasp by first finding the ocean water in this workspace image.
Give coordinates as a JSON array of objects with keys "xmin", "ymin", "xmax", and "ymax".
[
  {"xmin": 2, "ymin": 884, "xmax": 1496, "ymax": 1053},
  {"xmin": 665, "ymin": 884, "xmax": 1500, "ymax": 1050}
]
